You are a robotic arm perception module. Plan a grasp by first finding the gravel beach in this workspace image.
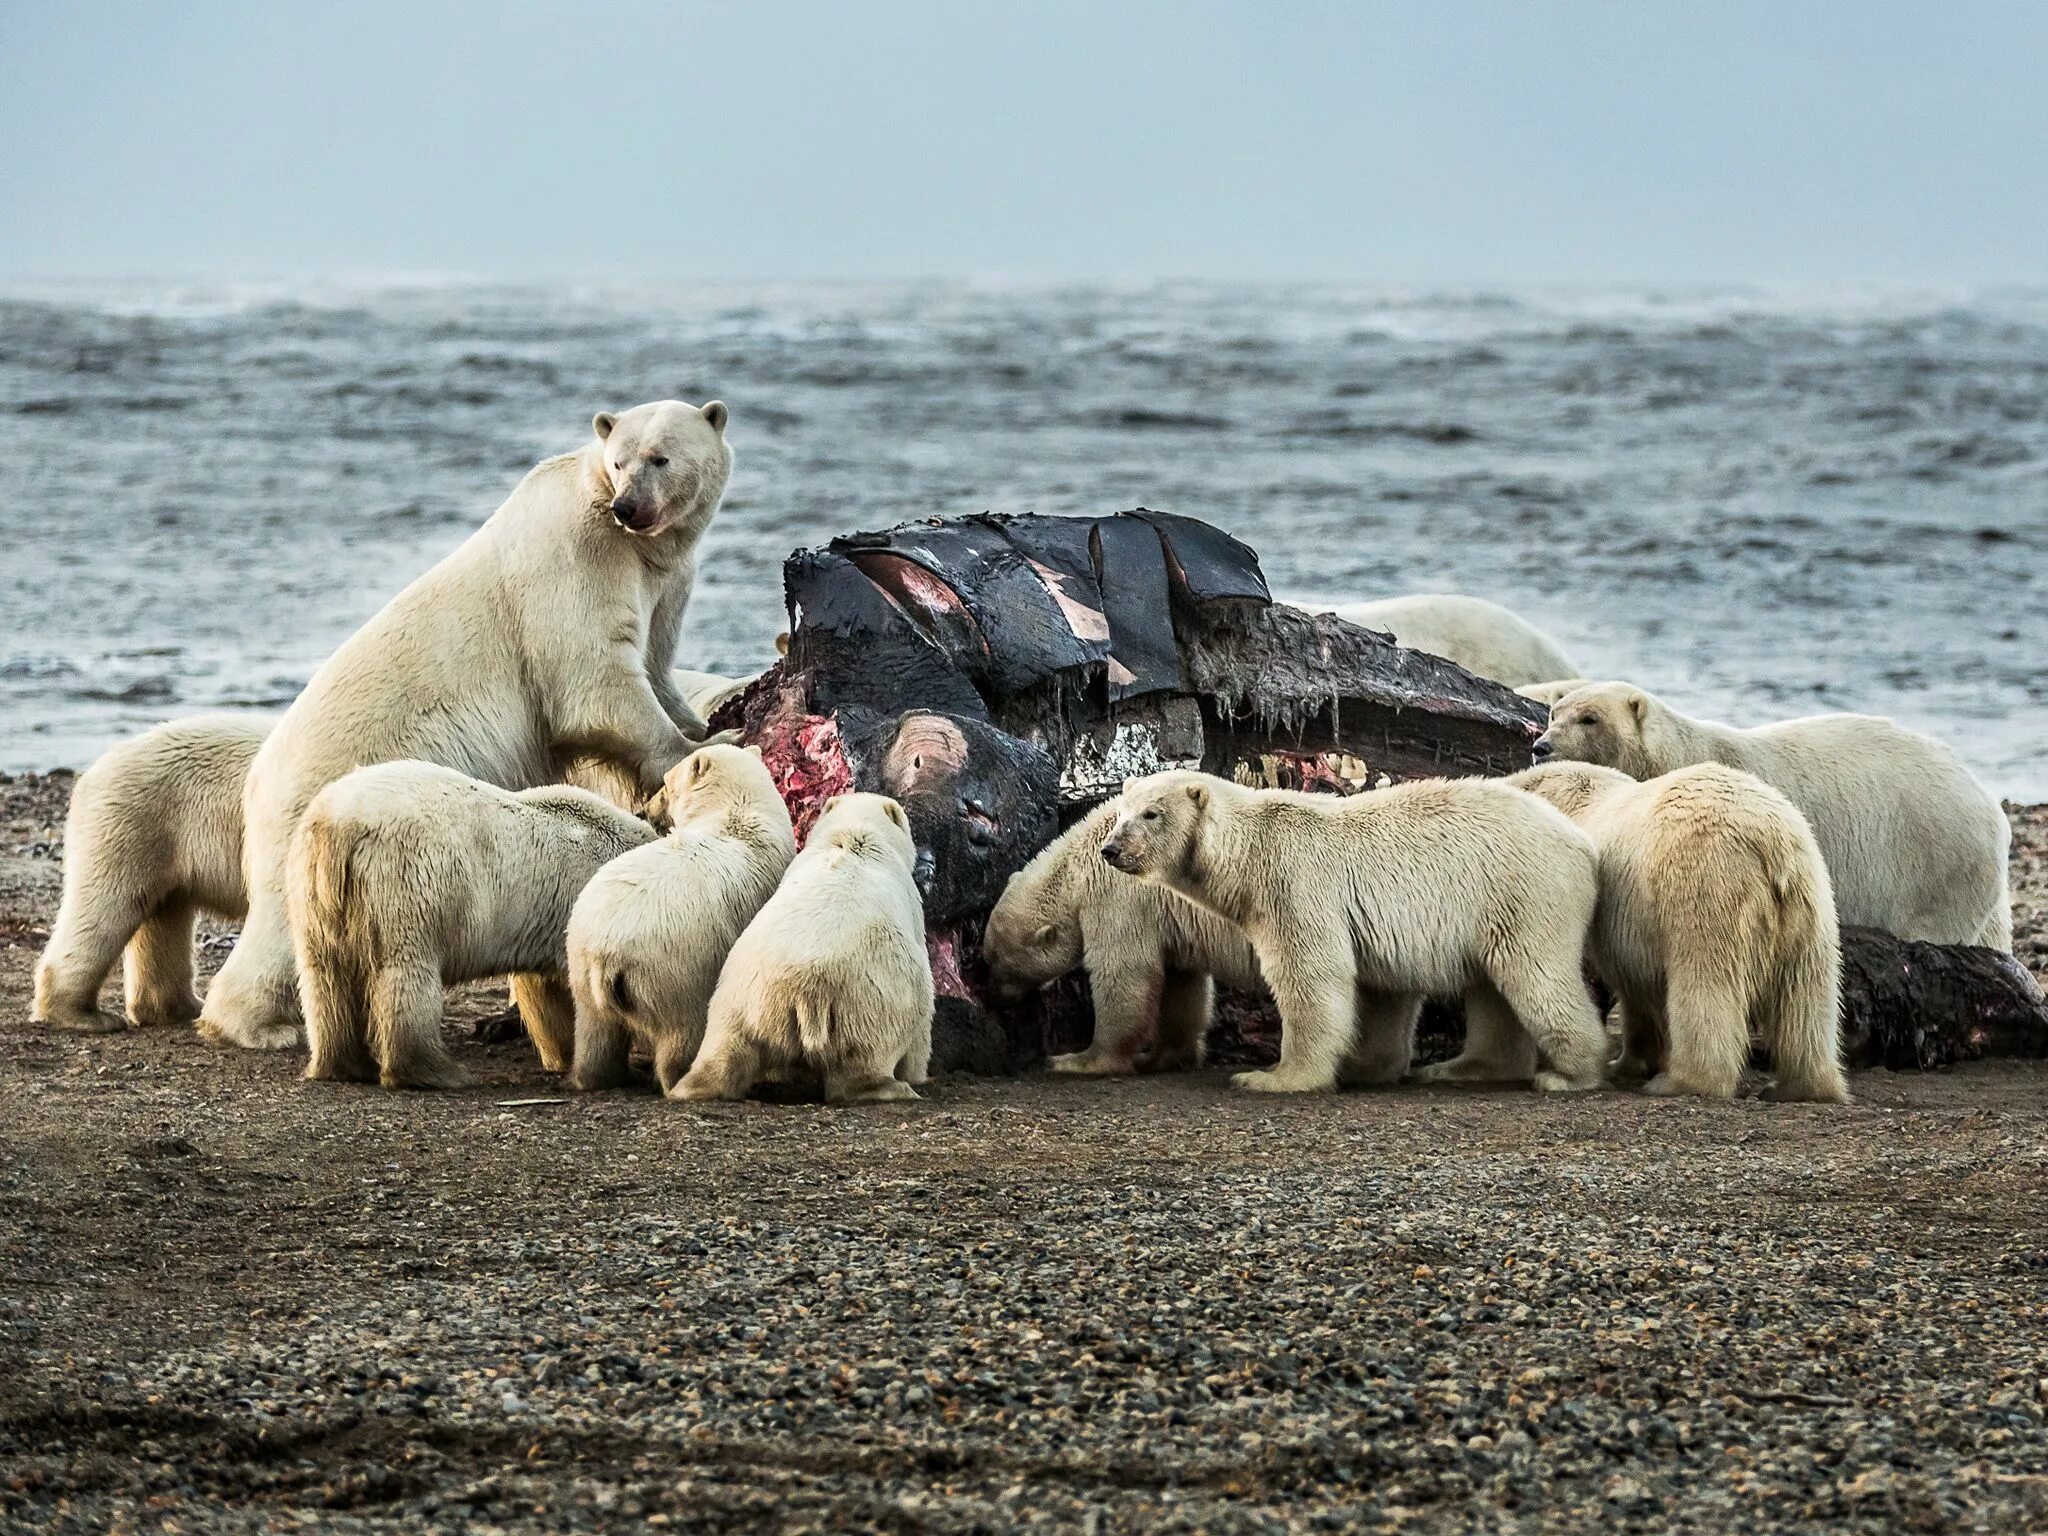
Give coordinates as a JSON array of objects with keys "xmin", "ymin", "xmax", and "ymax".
[{"xmin": 2, "ymin": 772, "xmax": 2046, "ymax": 1534}]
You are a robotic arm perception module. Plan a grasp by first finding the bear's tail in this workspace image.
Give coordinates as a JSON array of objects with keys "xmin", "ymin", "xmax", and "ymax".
[
  {"xmin": 1762, "ymin": 849, "xmax": 1849, "ymax": 1104},
  {"xmin": 794, "ymin": 987, "xmax": 835, "ymax": 1061}
]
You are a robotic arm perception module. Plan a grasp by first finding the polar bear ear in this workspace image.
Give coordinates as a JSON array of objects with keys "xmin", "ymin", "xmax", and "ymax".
[
  {"xmin": 701, "ymin": 400, "xmax": 729, "ymax": 433},
  {"xmin": 687, "ymin": 754, "xmax": 713, "ymax": 784},
  {"xmin": 744, "ymin": 744, "xmax": 763, "ymax": 759},
  {"xmin": 882, "ymin": 800, "xmax": 910, "ymax": 831},
  {"xmin": 1185, "ymin": 783, "xmax": 1210, "ymax": 809},
  {"xmin": 822, "ymin": 793, "xmax": 845, "ymax": 812},
  {"xmin": 1033, "ymin": 923, "xmax": 1060, "ymax": 945},
  {"xmin": 592, "ymin": 412, "xmax": 617, "ymax": 441},
  {"xmin": 1624, "ymin": 690, "xmax": 1648, "ymax": 724},
  {"xmin": 775, "ymin": 631, "xmax": 791, "ymax": 657}
]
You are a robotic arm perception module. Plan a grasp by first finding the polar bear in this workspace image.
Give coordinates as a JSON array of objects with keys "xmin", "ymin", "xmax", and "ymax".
[
  {"xmin": 1302, "ymin": 594, "xmax": 1577, "ymax": 689},
  {"xmin": 1100, "ymin": 771, "xmax": 1605, "ymax": 1093},
  {"xmin": 680, "ymin": 793, "xmax": 933, "ymax": 1104},
  {"xmin": 985, "ymin": 796, "xmax": 1261, "ymax": 1074},
  {"xmin": 201, "ymin": 399, "xmax": 732, "ymax": 1051},
  {"xmin": 33, "ymin": 715, "xmax": 268, "ymax": 1032},
  {"xmin": 565, "ymin": 745, "xmax": 795, "ymax": 1094},
  {"xmin": 1533, "ymin": 683, "xmax": 2011, "ymax": 949},
  {"xmin": 288, "ymin": 762, "xmax": 656, "ymax": 1089},
  {"xmin": 1506, "ymin": 761, "xmax": 1847, "ymax": 1102}
]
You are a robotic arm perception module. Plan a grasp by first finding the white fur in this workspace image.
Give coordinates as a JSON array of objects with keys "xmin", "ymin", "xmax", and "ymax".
[
  {"xmin": 681, "ymin": 793, "xmax": 934, "ymax": 1104},
  {"xmin": 1535, "ymin": 683, "xmax": 2011, "ymax": 949},
  {"xmin": 1307, "ymin": 594, "xmax": 1578, "ymax": 689},
  {"xmin": 1515, "ymin": 678, "xmax": 1590, "ymax": 708},
  {"xmin": 1508, "ymin": 761, "xmax": 1848, "ymax": 1102},
  {"xmin": 1101, "ymin": 771, "xmax": 1606, "ymax": 1094},
  {"xmin": 33, "ymin": 715, "xmax": 268, "ymax": 1032},
  {"xmin": 985, "ymin": 796, "xmax": 1260, "ymax": 1075},
  {"xmin": 671, "ymin": 668, "xmax": 751, "ymax": 723},
  {"xmin": 201, "ymin": 400, "xmax": 732, "ymax": 1050},
  {"xmin": 288, "ymin": 761, "xmax": 656, "ymax": 1090},
  {"xmin": 566, "ymin": 746, "xmax": 795, "ymax": 1094}
]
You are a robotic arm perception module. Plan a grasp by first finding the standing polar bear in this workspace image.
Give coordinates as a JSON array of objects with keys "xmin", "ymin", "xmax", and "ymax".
[
  {"xmin": 680, "ymin": 793, "xmax": 933, "ymax": 1104},
  {"xmin": 289, "ymin": 762, "xmax": 657, "ymax": 1089},
  {"xmin": 1304, "ymin": 594, "xmax": 1578, "ymax": 690},
  {"xmin": 566, "ymin": 745, "xmax": 796, "ymax": 1094},
  {"xmin": 1507, "ymin": 761, "xmax": 1848, "ymax": 1103},
  {"xmin": 1100, "ymin": 771, "xmax": 1607, "ymax": 1093},
  {"xmin": 1533, "ymin": 683, "xmax": 2011, "ymax": 949},
  {"xmin": 985, "ymin": 796, "xmax": 1261, "ymax": 1075},
  {"xmin": 33, "ymin": 714, "xmax": 268, "ymax": 1032},
  {"xmin": 201, "ymin": 400, "xmax": 733, "ymax": 1051}
]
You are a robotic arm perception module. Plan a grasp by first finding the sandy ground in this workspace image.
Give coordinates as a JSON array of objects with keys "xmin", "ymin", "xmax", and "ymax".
[{"xmin": 2, "ymin": 773, "xmax": 2046, "ymax": 1535}]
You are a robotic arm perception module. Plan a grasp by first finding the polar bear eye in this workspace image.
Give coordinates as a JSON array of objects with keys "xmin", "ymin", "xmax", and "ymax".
[
  {"xmin": 1142, "ymin": 809, "xmax": 1160, "ymax": 821},
  {"xmin": 649, "ymin": 454, "xmax": 669, "ymax": 468}
]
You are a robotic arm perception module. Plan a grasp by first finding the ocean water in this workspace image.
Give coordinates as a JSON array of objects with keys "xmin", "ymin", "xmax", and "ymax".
[{"xmin": 0, "ymin": 279, "xmax": 2043, "ymax": 794}]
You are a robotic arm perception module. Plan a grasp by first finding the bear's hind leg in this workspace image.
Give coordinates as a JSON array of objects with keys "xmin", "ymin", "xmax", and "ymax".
[
  {"xmin": 299, "ymin": 948, "xmax": 377, "ymax": 1084},
  {"xmin": 675, "ymin": 1009, "xmax": 765, "ymax": 1102},
  {"xmin": 1613, "ymin": 995, "xmax": 1666, "ymax": 1081},
  {"xmin": 371, "ymin": 961, "xmax": 469, "ymax": 1090},
  {"xmin": 124, "ymin": 896, "xmax": 202, "ymax": 1028},
  {"xmin": 1412, "ymin": 981, "xmax": 1539, "ymax": 1085},
  {"xmin": 511, "ymin": 972, "xmax": 577, "ymax": 1073},
  {"xmin": 1492, "ymin": 960, "xmax": 1607, "ymax": 1093},
  {"xmin": 1643, "ymin": 980, "xmax": 1748, "ymax": 1100}
]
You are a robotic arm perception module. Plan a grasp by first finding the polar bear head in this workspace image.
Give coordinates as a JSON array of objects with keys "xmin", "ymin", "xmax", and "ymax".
[
  {"xmin": 1503, "ymin": 760, "xmax": 1635, "ymax": 824},
  {"xmin": 1530, "ymin": 682, "xmax": 1659, "ymax": 779},
  {"xmin": 984, "ymin": 831, "xmax": 1088, "ymax": 994},
  {"xmin": 645, "ymin": 742, "xmax": 787, "ymax": 837},
  {"xmin": 1099, "ymin": 771, "xmax": 1218, "ymax": 886},
  {"xmin": 591, "ymin": 399, "xmax": 732, "ymax": 538},
  {"xmin": 810, "ymin": 792, "xmax": 918, "ymax": 871}
]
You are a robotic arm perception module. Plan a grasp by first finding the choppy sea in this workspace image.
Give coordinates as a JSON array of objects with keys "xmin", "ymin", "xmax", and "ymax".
[{"xmin": 0, "ymin": 279, "xmax": 2042, "ymax": 793}]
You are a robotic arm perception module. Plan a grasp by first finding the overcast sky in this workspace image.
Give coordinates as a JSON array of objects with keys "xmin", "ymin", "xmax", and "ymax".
[{"xmin": 3, "ymin": 1, "xmax": 2044, "ymax": 286}]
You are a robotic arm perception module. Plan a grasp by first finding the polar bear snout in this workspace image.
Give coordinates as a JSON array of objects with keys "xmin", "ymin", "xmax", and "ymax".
[
  {"xmin": 1100, "ymin": 838, "xmax": 1131, "ymax": 870},
  {"xmin": 1530, "ymin": 735, "xmax": 1556, "ymax": 761},
  {"xmin": 610, "ymin": 495, "xmax": 658, "ymax": 533}
]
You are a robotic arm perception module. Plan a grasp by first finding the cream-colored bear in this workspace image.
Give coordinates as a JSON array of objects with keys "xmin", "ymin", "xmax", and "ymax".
[
  {"xmin": 1101, "ymin": 771, "xmax": 1605, "ymax": 1093},
  {"xmin": 985, "ymin": 796, "xmax": 1261, "ymax": 1074},
  {"xmin": 1304, "ymin": 594, "xmax": 1577, "ymax": 689},
  {"xmin": 565, "ymin": 745, "xmax": 795, "ymax": 1094},
  {"xmin": 680, "ymin": 793, "xmax": 933, "ymax": 1104},
  {"xmin": 33, "ymin": 715, "xmax": 268, "ymax": 1032},
  {"xmin": 1506, "ymin": 761, "xmax": 1847, "ymax": 1102},
  {"xmin": 1534, "ymin": 683, "xmax": 2011, "ymax": 948},
  {"xmin": 288, "ymin": 762, "xmax": 656, "ymax": 1089},
  {"xmin": 201, "ymin": 400, "xmax": 732, "ymax": 1051}
]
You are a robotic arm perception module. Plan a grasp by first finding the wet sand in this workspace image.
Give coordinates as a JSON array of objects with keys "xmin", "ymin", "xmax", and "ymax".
[{"xmin": 2, "ymin": 772, "xmax": 2046, "ymax": 1534}]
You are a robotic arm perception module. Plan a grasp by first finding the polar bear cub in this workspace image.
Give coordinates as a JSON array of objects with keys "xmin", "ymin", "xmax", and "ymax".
[
  {"xmin": 288, "ymin": 762, "xmax": 656, "ymax": 1089},
  {"xmin": 680, "ymin": 793, "xmax": 933, "ymax": 1104},
  {"xmin": 1101, "ymin": 771, "xmax": 1606, "ymax": 1093},
  {"xmin": 34, "ymin": 714, "xmax": 268, "ymax": 1032},
  {"xmin": 565, "ymin": 745, "xmax": 796, "ymax": 1094},
  {"xmin": 986, "ymin": 795, "xmax": 1261, "ymax": 1074},
  {"xmin": 202, "ymin": 399, "xmax": 732, "ymax": 1052},
  {"xmin": 1507, "ymin": 761, "xmax": 1848, "ymax": 1102},
  {"xmin": 1305, "ymin": 594, "xmax": 1577, "ymax": 689},
  {"xmin": 1534, "ymin": 683, "xmax": 2011, "ymax": 949}
]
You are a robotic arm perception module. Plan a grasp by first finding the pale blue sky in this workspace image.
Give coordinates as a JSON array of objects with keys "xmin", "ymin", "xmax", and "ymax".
[{"xmin": 2, "ymin": 1, "xmax": 2044, "ymax": 284}]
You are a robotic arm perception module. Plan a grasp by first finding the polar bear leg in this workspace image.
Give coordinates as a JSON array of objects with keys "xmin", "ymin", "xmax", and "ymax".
[
  {"xmin": 1050, "ymin": 958, "xmax": 1163, "ymax": 1075},
  {"xmin": 675, "ymin": 1013, "xmax": 763, "ymax": 1102},
  {"xmin": 196, "ymin": 894, "xmax": 304, "ymax": 1050},
  {"xmin": 1493, "ymin": 960, "xmax": 1607, "ymax": 1093},
  {"xmin": 1613, "ymin": 995, "xmax": 1665, "ymax": 1080},
  {"xmin": 511, "ymin": 972, "xmax": 576, "ymax": 1073},
  {"xmin": 651, "ymin": 1013, "xmax": 708, "ymax": 1097},
  {"xmin": 568, "ymin": 969, "xmax": 634, "ymax": 1091},
  {"xmin": 372, "ymin": 961, "xmax": 470, "ymax": 1091},
  {"xmin": 897, "ymin": 1010, "xmax": 933, "ymax": 1086},
  {"xmin": 1232, "ymin": 960, "xmax": 1353, "ymax": 1093},
  {"xmin": 1642, "ymin": 978, "xmax": 1749, "ymax": 1099},
  {"xmin": 1974, "ymin": 895, "xmax": 2014, "ymax": 952},
  {"xmin": 122, "ymin": 897, "xmax": 202, "ymax": 1028},
  {"xmin": 299, "ymin": 948, "xmax": 377, "ymax": 1084},
  {"xmin": 1413, "ymin": 982, "xmax": 1539, "ymax": 1084},
  {"xmin": 1337, "ymin": 988, "xmax": 1420, "ymax": 1087},
  {"xmin": 32, "ymin": 876, "xmax": 141, "ymax": 1033},
  {"xmin": 1138, "ymin": 970, "xmax": 1212, "ymax": 1073}
]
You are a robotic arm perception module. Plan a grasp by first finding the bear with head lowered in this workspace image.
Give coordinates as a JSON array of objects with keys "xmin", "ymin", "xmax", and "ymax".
[
  {"xmin": 199, "ymin": 400, "xmax": 732, "ymax": 1051},
  {"xmin": 1100, "ymin": 770, "xmax": 1607, "ymax": 1094},
  {"xmin": 985, "ymin": 795, "xmax": 1261, "ymax": 1075},
  {"xmin": 1533, "ymin": 682, "xmax": 2010, "ymax": 949}
]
